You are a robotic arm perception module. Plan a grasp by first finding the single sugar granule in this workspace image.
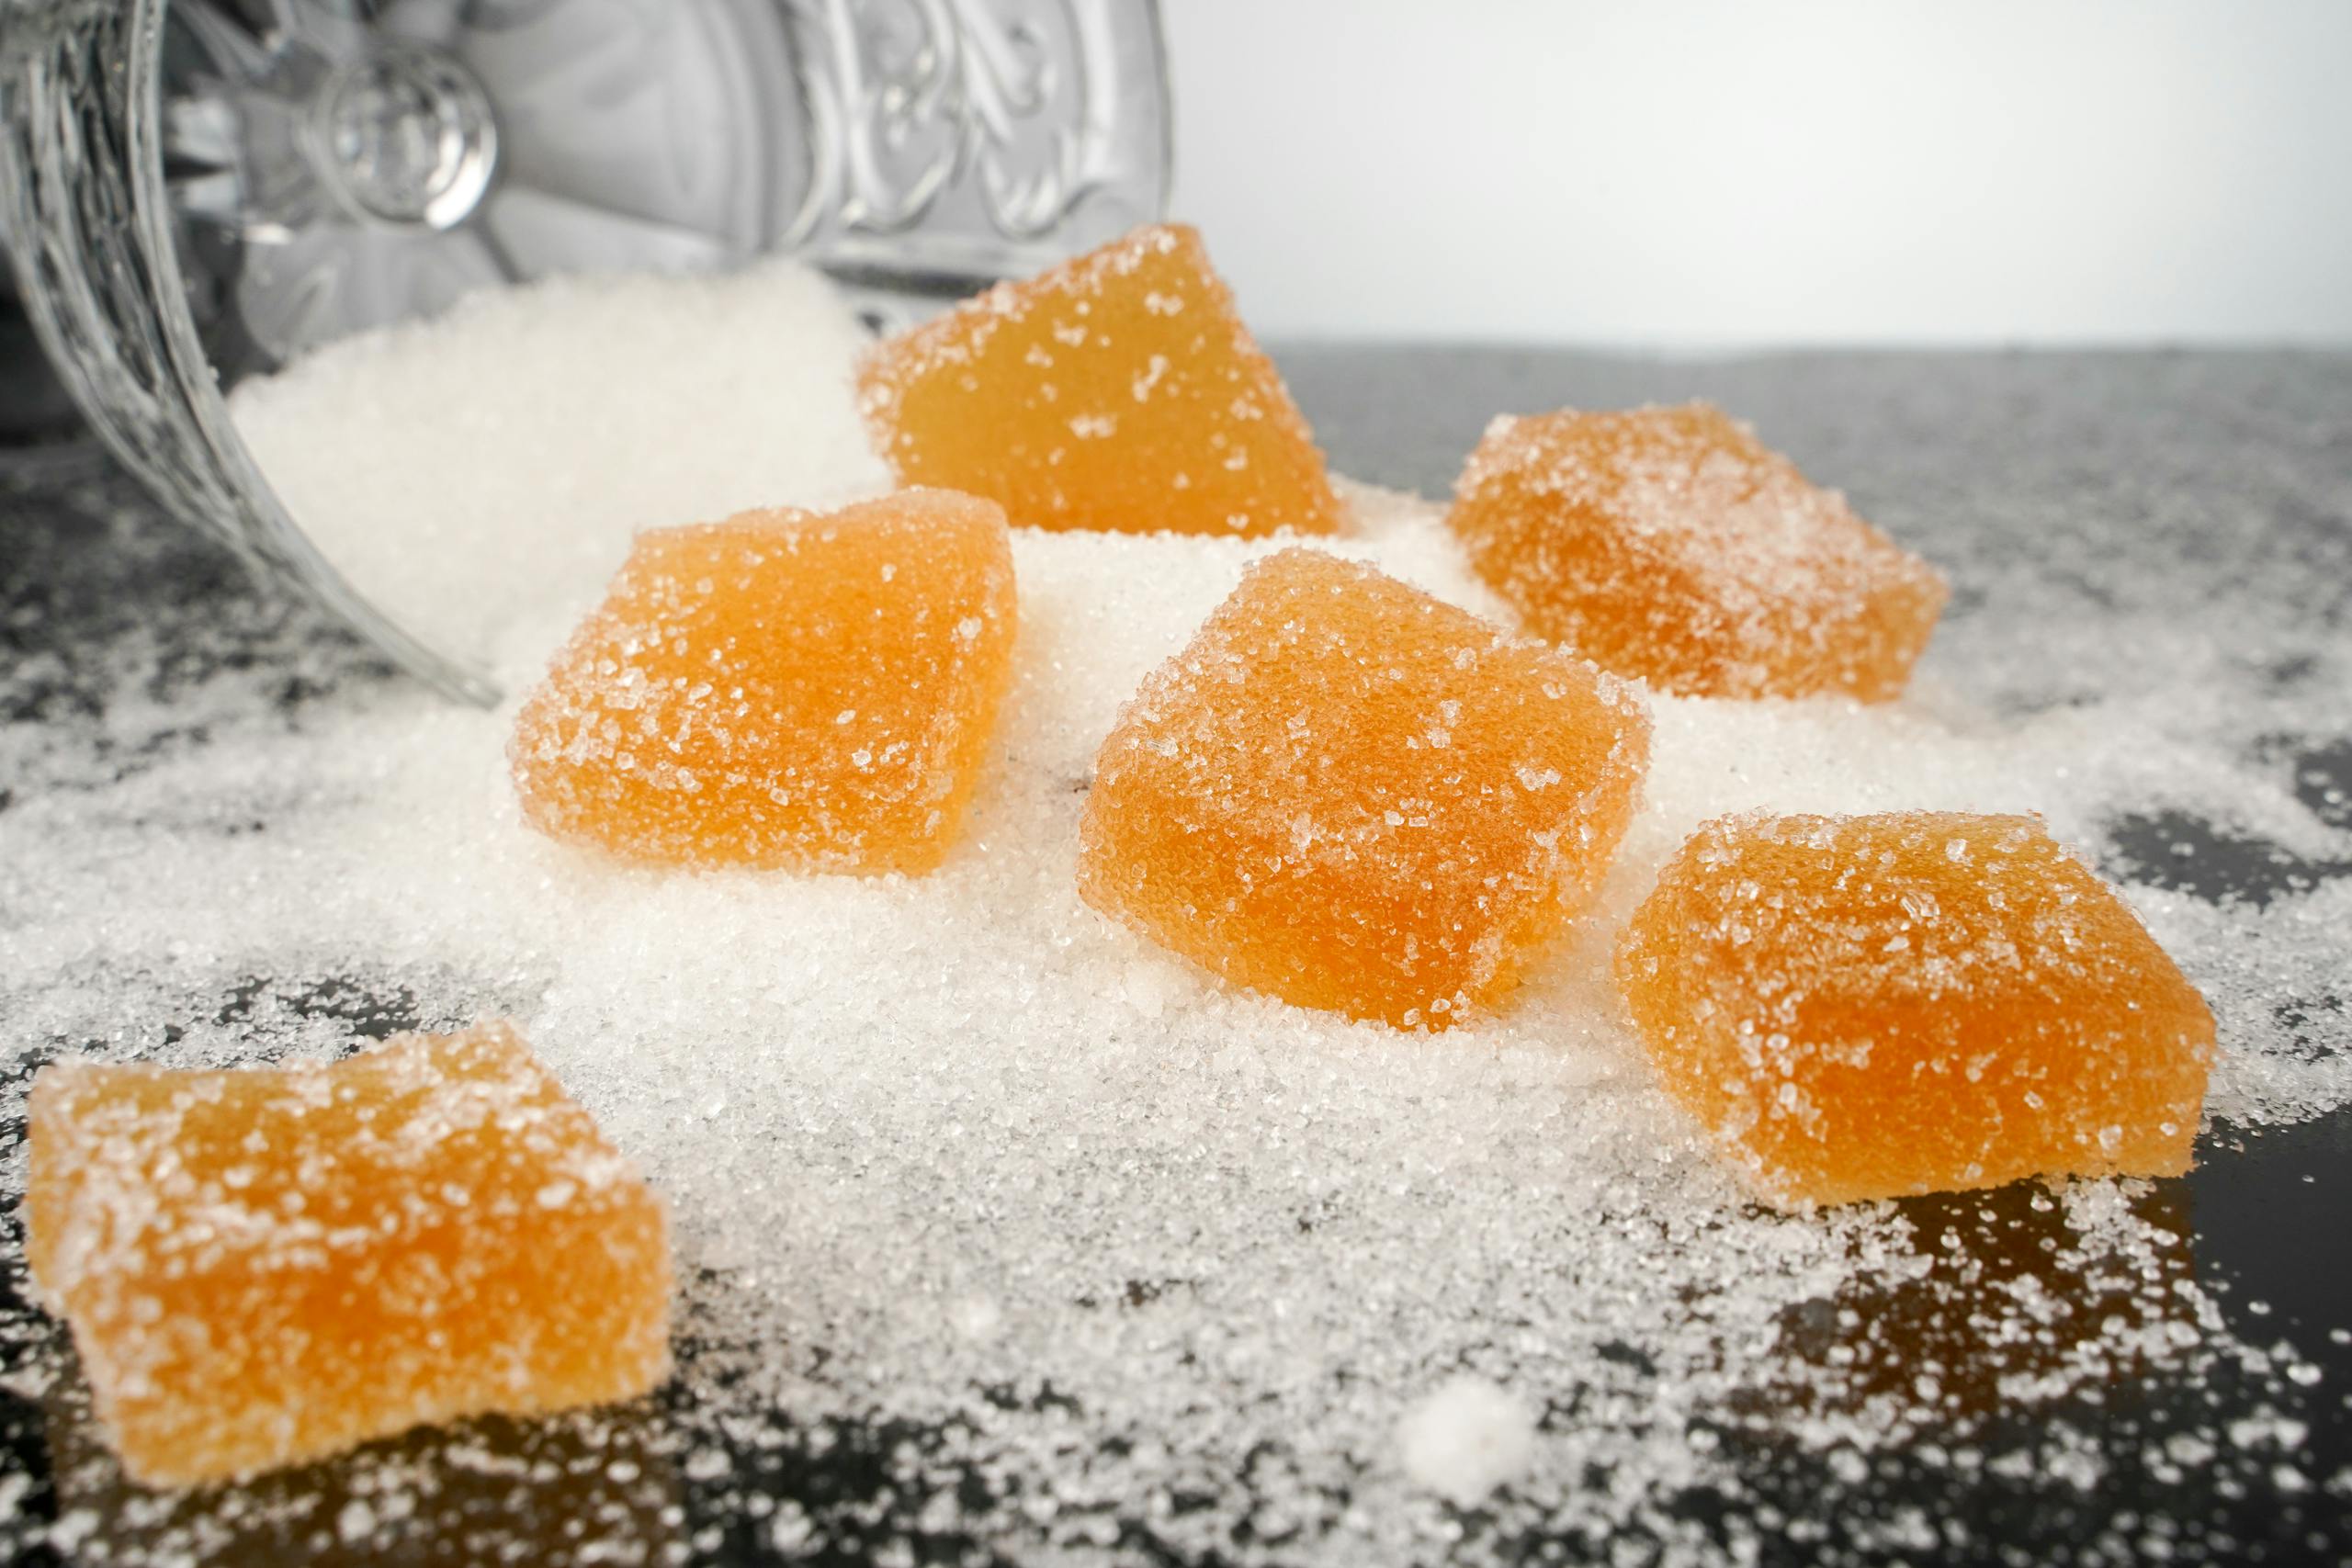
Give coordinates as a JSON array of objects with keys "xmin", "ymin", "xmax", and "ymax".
[
  {"xmin": 1077, "ymin": 547, "xmax": 1650, "ymax": 1029},
  {"xmin": 1396, "ymin": 1376, "xmax": 1539, "ymax": 1507},
  {"xmin": 25, "ymin": 1022, "xmax": 672, "ymax": 1486},
  {"xmin": 510, "ymin": 489, "xmax": 1018, "ymax": 873},
  {"xmin": 1615, "ymin": 811, "xmax": 2216, "ymax": 1207},
  {"xmin": 1446, "ymin": 403, "xmax": 1948, "ymax": 700},
  {"xmin": 858, "ymin": 223, "xmax": 1343, "ymax": 537}
]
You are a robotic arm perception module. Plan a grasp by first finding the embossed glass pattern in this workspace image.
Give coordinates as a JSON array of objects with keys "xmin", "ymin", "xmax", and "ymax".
[{"xmin": 0, "ymin": 0, "xmax": 1169, "ymax": 700}]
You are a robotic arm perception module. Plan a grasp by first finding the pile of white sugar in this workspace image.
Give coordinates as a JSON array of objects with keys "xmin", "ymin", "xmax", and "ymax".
[
  {"xmin": 0, "ymin": 264, "xmax": 2346, "ymax": 1565},
  {"xmin": 230, "ymin": 260, "xmax": 890, "ymax": 672}
]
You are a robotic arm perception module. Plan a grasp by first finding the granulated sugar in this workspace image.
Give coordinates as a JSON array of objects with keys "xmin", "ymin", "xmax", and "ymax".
[
  {"xmin": 230, "ymin": 260, "xmax": 888, "ymax": 672},
  {"xmin": 1396, "ymin": 1378, "xmax": 1539, "ymax": 1506},
  {"xmin": 3, "ymin": 268, "xmax": 2347, "ymax": 1564}
]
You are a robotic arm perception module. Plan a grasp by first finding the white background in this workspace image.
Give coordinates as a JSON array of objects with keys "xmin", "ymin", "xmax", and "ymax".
[{"xmin": 1162, "ymin": 1, "xmax": 2352, "ymax": 345}]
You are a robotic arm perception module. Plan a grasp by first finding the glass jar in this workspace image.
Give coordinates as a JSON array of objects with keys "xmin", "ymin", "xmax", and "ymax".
[{"xmin": 0, "ymin": 0, "xmax": 1169, "ymax": 700}]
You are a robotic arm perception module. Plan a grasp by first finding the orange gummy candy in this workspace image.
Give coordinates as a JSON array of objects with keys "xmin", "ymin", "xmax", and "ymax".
[
  {"xmin": 1078, "ymin": 548, "xmax": 1650, "ymax": 1028},
  {"xmin": 1447, "ymin": 404, "xmax": 1947, "ymax": 701},
  {"xmin": 858, "ymin": 224, "xmax": 1342, "ymax": 537},
  {"xmin": 510, "ymin": 489, "xmax": 1017, "ymax": 874},
  {"xmin": 26, "ymin": 1022, "xmax": 671, "ymax": 1485},
  {"xmin": 1615, "ymin": 812, "xmax": 2215, "ymax": 1207}
]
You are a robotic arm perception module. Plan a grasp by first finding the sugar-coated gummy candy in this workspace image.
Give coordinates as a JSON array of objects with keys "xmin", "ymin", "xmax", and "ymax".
[
  {"xmin": 1078, "ymin": 547, "xmax": 1651, "ymax": 1028},
  {"xmin": 858, "ymin": 224, "xmax": 1343, "ymax": 537},
  {"xmin": 1615, "ymin": 811, "xmax": 2215, "ymax": 1207},
  {"xmin": 1446, "ymin": 403, "xmax": 1947, "ymax": 701},
  {"xmin": 25, "ymin": 1022, "xmax": 671, "ymax": 1486},
  {"xmin": 510, "ymin": 489, "xmax": 1017, "ymax": 874}
]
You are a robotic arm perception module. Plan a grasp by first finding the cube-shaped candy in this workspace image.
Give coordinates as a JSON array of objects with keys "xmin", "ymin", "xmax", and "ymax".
[
  {"xmin": 1077, "ymin": 548, "xmax": 1651, "ymax": 1028},
  {"xmin": 1615, "ymin": 811, "xmax": 2215, "ymax": 1207},
  {"xmin": 510, "ymin": 489, "xmax": 1017, "ymax": 873},
  {"xmin": 1446, "ymin": 403, "xmax": 1947, "ymax": 701},
  {"xmin": 858, "ymin": 224, "xmax": 1343, "ymax": 537},
  {"xmin": 25, "ymin": 1022, "xmax": 671, "ymax": 1485}
]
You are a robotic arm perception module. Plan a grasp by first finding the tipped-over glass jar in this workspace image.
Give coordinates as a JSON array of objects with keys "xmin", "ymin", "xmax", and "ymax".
[{"xmin": 0, "ymin": 0, "xmax": 1169, "ymax": 700}]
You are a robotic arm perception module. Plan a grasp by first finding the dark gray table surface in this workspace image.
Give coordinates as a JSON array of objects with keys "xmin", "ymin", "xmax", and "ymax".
[{"xmin": 2, "ymin": 346, "xmax": 2348, "ymax": 1565}]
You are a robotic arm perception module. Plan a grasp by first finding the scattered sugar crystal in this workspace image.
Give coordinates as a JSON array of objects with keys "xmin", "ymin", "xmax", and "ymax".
[
  {"xmin": 1394, "ymin": 1376, "xmax": 1537, "ymax": 1506},
  {"xmin": 1617, "ymin": 811, "xmax": 2217, "ymax": 1206},
  {"xmin": 1447, "ymin": 403, "xmax": 1948, "ymax": 700},
  {"xmin": 2227, "ymin": 1413, "xmax": 2309, "ymax": 1451},
  {"xmin": 336, "ymin": 1498, "xmax": 378, "ymax": 1543},
  {"xmin": 24, "ymin": 1023, "xmax": 670, "ymax": 1485},
  {"xmin": 1077, "ymin": 547, "xmax": 1650, "ymax": 1027},
  {"xmin": 859, "ymin": 224, "xmax": 1343, "ymax": 537},
  {"xmin": 509, "ymin": 490, "xmax": 1017, "ymax": 874}
]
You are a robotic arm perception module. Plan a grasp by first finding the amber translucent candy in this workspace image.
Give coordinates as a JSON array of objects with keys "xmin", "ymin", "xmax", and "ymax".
[
  {"xmin": 1077, "ymin": 548, "xmax": 1651, "ymax": 1028},
  {"xmin": 858, "ymin": 223, "xmax": 1343, "ymax": 537},
  {"xmin": 510, "ymin": 489, "xmax": 1018, "ymax": 873},
  {"xmin": 1615, "ymin": 811, "xmax": 2216, "ymax": 1207},
  {"xmin": 1446, "ymin": 403, "xmax": 1948, "ymax": 701},
  {"xmin": 25, "ymin": 1022, "xmax": 671, "ymax": 1485}
]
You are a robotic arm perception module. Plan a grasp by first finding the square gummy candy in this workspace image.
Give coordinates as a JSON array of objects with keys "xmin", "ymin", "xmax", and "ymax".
[
  {"xmin": 1446, "ymin": 403, "xmax": 1947, "ymax": 701},
  {"xmin": 1077, "ymin": 547, "xmax": 1651, "ymax": 1028},
  {"xmin": 1615, "ymin": 811, "xmax": 2215, "ymax": 1206},
  {"xmin": 510, "ymin": 489, "xmax": 1017, "ymax": 874},
  {"xmin": 858, "ymin": 224, "xmax": 1343, "ymax": 537},
  {"xmin": 26, "ymin": 1022, "xmax": 671, "ymax": 1485}
]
